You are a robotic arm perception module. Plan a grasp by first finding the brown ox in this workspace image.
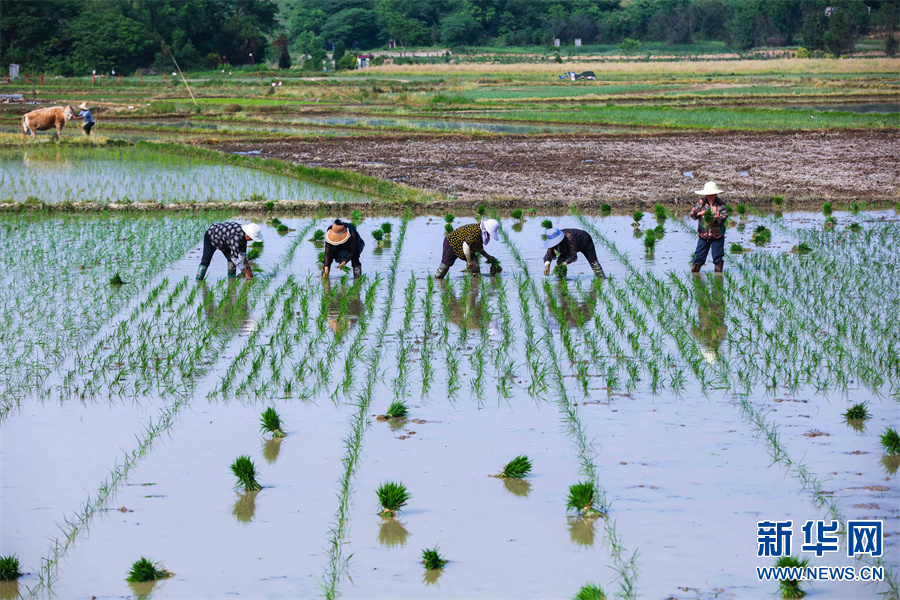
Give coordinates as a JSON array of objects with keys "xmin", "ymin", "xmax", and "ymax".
[{"xmin": 21, "ymin": 105, "xmax": 76, "ymax": 140}]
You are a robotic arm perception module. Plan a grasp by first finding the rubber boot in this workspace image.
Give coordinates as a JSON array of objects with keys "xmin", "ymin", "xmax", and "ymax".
[
  {"xmin": 227, "ymin": 262, "xmax": 237, "ymax": 279},
  {"xmin": 714, "ymin": 261, "xmax": 724, "ymax": 274},
  {"xmin": 196, "ymin": 265, "xmax": 208, "ymax": 281},
  {"xmin": 691, "ymin": 263, "xmax": 701, "ymax": 274},
  {"xmin": 434, "ymin": 263, "xmax": 450, "ymax": 279},
  {"xmin": 590, "ymin": 261, "xmax": 606, "ymax": 279},
  {"xmin": 353, "ymin": 265, "xmax": 362, "ymax": 278}
]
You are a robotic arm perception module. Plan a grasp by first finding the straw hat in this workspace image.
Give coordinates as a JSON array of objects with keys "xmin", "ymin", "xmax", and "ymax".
[
  {"xmin": 326, "ymin": 220, "xmax": 351, "ymax": 245},
  {"xmin": 543, "ymin": 228, "xmax": 564, "ymax": 249},
  {"xmin": 241, "ymin": 223, "xmax": 262, "ymax": 242},
  {"xmin": 77, "ymin": 102, "xmax": 89, "ymax": 111},
  {"xmin": 694, "ymin": 181, "xmax": 724, "ymax": 196},
  {"xmin": 481, "ymin": 219, "xmax": 500, "ymax": 245}
]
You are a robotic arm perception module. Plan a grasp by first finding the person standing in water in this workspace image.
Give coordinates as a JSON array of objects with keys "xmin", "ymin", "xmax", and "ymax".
[{"xmin": 690, "ymin": 182, "xmax": 728, "ymax": 274}]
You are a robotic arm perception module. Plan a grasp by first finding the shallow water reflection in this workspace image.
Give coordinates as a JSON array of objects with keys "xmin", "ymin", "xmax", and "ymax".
[
  {"xmin": 377, "ymin": 518, "xmax": 410, "ymax": 548},
  {"xmin": 0, "ymin": 581, "xmax": 19, "ymax": 600},
  {"xmin": 423, "ymin": 568, "xmax": 444, "ymax": 586},
  {"xmin": 232, "ymin": 490, "xmax": 259, "ymax": 523},
  {"xmin": 568, "ymin": 516, "xmax": 596, "ymax": 547},
  {"xmin": 128, "ymin": 580, "xmax": 158, "ymax": 600},
  {"xmin": 502, "ymin": 478, "xmax": 533, "ymax": 497},
  {"xmin": 691, "ymin": 274, "xmax": 727, "ymax": 361},
  {"xmin": 263, "ymin": 437, "xmax": 283, "ymax": 464}
]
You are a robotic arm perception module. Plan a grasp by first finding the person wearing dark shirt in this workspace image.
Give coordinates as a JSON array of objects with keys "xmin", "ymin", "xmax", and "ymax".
[
  {"xmin": 323, "ymin": 219, "xmax": 365, "ymax": 278},
  {"xmin": 689, "ymin": 181, "xmax": 728, "ymax": 274},
  {"xmin": 72, "ymin": 102, "xmax": 94, "ymax": 136},
  {"xmin": 542, "ymin": 228, "xmax": 606, "ymax": 279},
  {"xmin": 196, "ymin": 221, "xmax": 261, "ymax": 281}
]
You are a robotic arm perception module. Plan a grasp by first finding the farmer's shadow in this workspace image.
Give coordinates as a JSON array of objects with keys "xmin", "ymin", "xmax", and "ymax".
[
  {"xmin": 201, "ymin": 282, "xmax": 252, "ymax": 336},
  {"xmin": 691, "ymin": 274, "xmax": 727, "ymax": 362},
  {"xmin": 439, "ymin": 278, "xmax": 499, "ymax": 332},
  {"xmin": 544, "ymin": 279, "xmax": 598, "ymax": 331},
  {"xmin": 323, "ymin": 277, "xmax": 363, "ymax": 336}
]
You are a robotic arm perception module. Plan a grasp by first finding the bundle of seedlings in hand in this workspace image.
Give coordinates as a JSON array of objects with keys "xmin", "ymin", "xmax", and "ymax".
[
  {"xmin": 574, "ymin": 583, "xmax": 607, "ymax": 600},
  {"xmin": 487, "ymin": 256, "xmax": 503, "ymax": 275},
  {"xmin": 494, "ymin": 455, "xmax": 532, "ymax": 479},
  {"xmin": 644, "ymin": 230, "xmax": 657, "ymax": 251},
  {"xmin": 371, "ymin": 229, "xmax": 384, "ymax": 243},
  {"xmin": 774, "ymin": 555, "xmax": 808, "ymax": 598},
  {"xmin": 310, "ymin": 229, "xmax": 325, "ymax": 242},
  {"xmin": 126, "ymin": 557, "xmax": 172, "ymax": 582},
  {"xmin": 230, "ymin": 455, "xmax": 263, "ymax": 491},
  {"xmin": 260, "ymin": 407, "xmax": 286, "ymax": 438},
  {"xmin": 246, "ymin": 248, "xmax": 262, "ymax": 261},
  {"xmin": 567, "ymin": 481, "xmax": 605, "ymax": 518},
  {"xmin": 376, "ymin": 400, "xmax": 408, "ymax": 421},
  {"xmin": 376, "ymin": 481, "xmax": 411, "ymax": 517},
  {"xmin": 751, "ymin": 225, "xmax": 771, "ymax": 245},
  {"xmin": 511, "ymin": 208, "xmax": 523, "ymax": 220},
  {"xmin": 843, "ymin": 402, "xmax": 869, "ymax": 421},
  {"xmin": 109, "ymin": 273, "xmax": 127, "ymax": 286},
  {"xmin": 881, "ymin": 427, "xmax": 900, "ymax": 454},
  {"xmin": 553, "ymin": 264, "xmax": 568, "ymax": 278},
  {"xmin": 0, "ymin": 555, "xmax": 22, "ymax": 580},
  {"xmin": 422, "ymin": 546, "xmax": 448, "ymax": 570}
]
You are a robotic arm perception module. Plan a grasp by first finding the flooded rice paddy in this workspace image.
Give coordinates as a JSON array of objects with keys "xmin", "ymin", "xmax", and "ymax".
[
  {"xmin": 0, "ymin": 146, "xmax": 370, "ymax": 204},
  {"xmin": 1, "ymin": 209, "xmax": 898, "ymax": 599}
]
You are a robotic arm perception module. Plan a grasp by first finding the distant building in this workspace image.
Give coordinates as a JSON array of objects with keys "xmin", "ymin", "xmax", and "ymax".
[{"xmin": 356, "ymin": 54, "xmax": 372, "ymax": 69}]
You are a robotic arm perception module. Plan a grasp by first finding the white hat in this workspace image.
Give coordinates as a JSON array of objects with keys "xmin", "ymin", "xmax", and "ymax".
[
  {"xmin": 694, "ymin": 182, "xmax": 724, "ymax": 196},
  {"xmin": 481, "ymin": 219, "xmax": 500, "ymax": 245},
  {"xmin": 242, "ymin": 223, "xmax": 262, "ymax": 242},
  {"xmin": 543, "ymin": 228, "xmax": 564, "ymax": 249}
]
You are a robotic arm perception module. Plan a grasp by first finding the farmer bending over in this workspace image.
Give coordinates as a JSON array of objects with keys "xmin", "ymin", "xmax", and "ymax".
[
  {"xmin": 72, "ymin": 102, "xmax": 94, "ymax": 136},
  {"xmin": 690, "ymin": 182, "xmax": 728, "ymax": 273},
  {"xmin": 323, "ymin": 219, "xmax": 365, "ymax": 278},
  {"xmin": 435, "ymin": 219, "xmax": 501, "ymax": 278},
  {"xmin": 543, "ymin": 228, "xmax": 606, "ymax": 279},
  {"xmin": 196, "ymin": 221, "xmax": 261, "ymax": 281}
]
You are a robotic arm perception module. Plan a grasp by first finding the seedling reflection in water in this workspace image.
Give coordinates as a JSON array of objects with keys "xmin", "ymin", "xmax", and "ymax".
[
  {"xmin": 231, "ymin": 455, "xmax": 262, "ymax": 492},
  {"xmin": 260, "ymin": 407, "xmax": 286, "ymax": 438},
  {"xmin": 567, "ymin": 481, "xmax": 605, "ymax": 518},
  {"xmin": 775, "ymin": 555, "xmax": 808, "ymax": 598},
  {"xmin": 376, "ymin": 481, "xmax": 411, "ymax": 517},
  {"xmin": 422, "ymin": 546, "xmax": 448, "ymax": 570},
  {"xmin": 494, "ymin": 454, "xmax": 532, "ymax": 479},
  {"xmin": 0, "ymin": 555, "xmax": 21, "ymax": 580},
  {"xmin": 126, "ymin": 557, "xmax": 172, "ymax": 582}
]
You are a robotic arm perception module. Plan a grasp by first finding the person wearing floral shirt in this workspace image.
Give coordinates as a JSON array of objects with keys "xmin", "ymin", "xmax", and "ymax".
[
  {"xmin": 690, "ymin": 182, "xmax": 728, "ymax": 273},
  {"xmin": 196, "ymin": 221, "xmax": 261, "ymax": 281}
]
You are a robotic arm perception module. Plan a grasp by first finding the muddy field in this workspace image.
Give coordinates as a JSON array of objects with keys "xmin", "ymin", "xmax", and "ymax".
[{"xmin": 206, "ymin": 130, "xmax": 900, "ymax": 206}]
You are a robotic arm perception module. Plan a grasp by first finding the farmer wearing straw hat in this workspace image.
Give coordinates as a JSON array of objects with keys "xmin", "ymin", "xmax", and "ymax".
[
  {"xmin": 690, "ymin": 181, "xmax": 728, "ymax": 273},
  {"xmin": 323, "ymin": 219, "xmax": 365, "ymax": 278},
  {"xmin": 71, "ymin": 102, "xmax": 94, "ymax": 136},
  {"xmin": 435, "ymin": 219, "xmax": 501, "ymax": 278},
  {"xmin": 542, "ymin": 227, "xmax": 606, "ymax": 279},
  {"xmin": 196, "ymin": 221, "xmax": 262, "ymax": 281}
]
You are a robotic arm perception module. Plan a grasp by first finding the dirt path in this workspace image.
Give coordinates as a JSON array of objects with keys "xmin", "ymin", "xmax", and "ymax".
[{"xmin": 205, "ymin": 130, "xmax": 899, "ymax": 206}]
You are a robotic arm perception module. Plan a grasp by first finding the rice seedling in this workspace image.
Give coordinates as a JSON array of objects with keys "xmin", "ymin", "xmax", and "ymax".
[
  {"xmin": 541, "ymin": 219, "xmax": 553, "ymax": 229},
  {"xmin": 632, "ymin": 210, "xmax": 644, "ymax": 225},
  {"xmin": 730, "ymin": 242, "xmax": 744, "ymax": 253},
  {"xmin": 847, "ymin": 222, "xmax": 861, "ymax": 232},
  {"xmin": 422, "ymin": 546, "xmax": 448, "ymax": 570},
  {"xmin": 751, "ymin": 225, "xmax": 771, "ymax": 245},
  {"xmin": 773, "ymin": 196, "xmax": 784, "ymax": 206},
  {"xmin": 380, "ymin": 222, "xmax": 392, "ymax": 235},
  {"xmin": 371, "ymin": 229, "xmax": 384, "ymax": 242},
  {"xmin": 376, "ymin": 481, "xmax": 411, "ymax": 517},
  {"xmin": 881, "ymin": 427, "xmax": 900, "ymax": 454},
  {"xmin": 445, "ymin": 223, "xmax": 454, "ymax": 233},
  {"xmin": 230, "ymin": 455, "xmax": 263, "ymax": 491},
  {"xmin": 824, "ymin": 215, "xmax": 837, "ymax": 228},
  {"xmin": 494, "ymin": 454, "xmax": 532, "ymax": 478},
  {"xmin": 109, "ymin": 272, "xmax": 127, "ymax": 285},
  {"xmin": 311, "ymin": 229, "xmax": 325, "ymax": 242},
  {"xmin": 384, "ymin": 400, "xmax": 409, "ymax": 419},
  {"xmin": 317, "ymin": 251, "xmax": 326, "ymax": 264},
  {"xmin": 553, "ymin": 264, "xmax": 568, "ymax": 278},
  {"xmin": 265, "ymin": 200, "xmax": 275, "ymax": 211},
  {"xmin": 246, "ymin": 248, "xmax": 262, "ymax": 261},
  {"xmin": 486, "ymin": 256, "xmax": 503, "ymax": 275},
  {"xmin": 653, "ymin": 203, "xmax": 666, "ymax": 220},
  {"xmin": 0, "ymin": 555, "xmax": 21, "ymax": 580},
  {"xmin": 477, "ymin": 204, "xmax": 486, "ymax": 216},
  {"xmin": 736, "ymin": 203, "xmax": 747, "ymax": 216},
  {"xmin": 843, "ymin": 402, "xmax": 869, "ymax": 420},
  {"xmin": 791, "ymin": 242, "xmax": 812, "ymax": 253},
  {"xmin": 567, "ymin": 481, "xmax": 605, "ymax": 518},
  {"xmin": 444, "ymin": 213, "xmax": 455, "ymax": 224},
  {"xmin": 260, "ymin": 407, "xmax": 286, "ymax": 438},
  {"xmin": 774, "ymin": 555, "xmax": 809, "ymax": 598},
  {"xmin": 351, "ymin": 209, "xmax": 363, "ymax": 222},
  {"xmin": 643, "ymin": 230, "xmax": 657, "ymax": 250},
  {"xmin": 126, "ymin": 557, "xmax": 172, "ymax": 582},
  {"xmin": 822, "ymin": 202, "xmax": 833, "ymax": 216},
  {"xmin": 850, "ymin": 201, "xmax": 860, "ymax": 213},
  {"xmin": 511, "ymin": 208, "xmax": 523, "ymax": 220},
  {"xmin": 574, "ymin": 583, "xmax": 607, "ymax": 600},
  {"xmin": 653, "ymin": 224, "xmax": 665, "ymax": 237}
]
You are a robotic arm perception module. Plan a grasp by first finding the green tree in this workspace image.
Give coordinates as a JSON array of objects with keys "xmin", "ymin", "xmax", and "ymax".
[
  {"xmin": 320, "ymin": 8, "xmax": 382, "ymax": 49},
  {"xmin": 333, "ymin": 40, "xmax": 347, "ymax": 62},
  {"xmin": 375, "ymin": 0, "xmax": 434, "ymax": 50},
  {"xmin": 441, "ymin": 12, "xmax": 482, "ymax": 45},
  {"xmin": 293, "ymin": 30, "xmax": 325, "ymax": 55}
]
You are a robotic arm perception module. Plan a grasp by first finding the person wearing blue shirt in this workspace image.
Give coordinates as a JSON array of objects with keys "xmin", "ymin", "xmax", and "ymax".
[{"xmin": 73, "ymin": 102, "xmax": 94, "ymax": 136}]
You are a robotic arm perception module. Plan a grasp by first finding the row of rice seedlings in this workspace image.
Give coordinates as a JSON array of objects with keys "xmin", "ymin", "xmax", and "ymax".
[
  {"xmin": 498, "ymin": 222, "xmax": 638, "ymax": 600},
  {"xmin": 390, "ymin": 274, "xmax": 420, "ymax": 398},
  {"xmin": 419, "ymin": 275, "xmax": 436, "ymax": 396},
  {"xmin": 333, "ymin": 277, "xmax": 382, "ymax": 401},
  {"xmin": 322, "ymin": 211, "xmax": 411, "ymax": 600},
  {"xmin": 439, "ymin": 280, "xmax": 462, "ymax": 400},
  {"xmin": 25, "ymin": 221, "xmax": 317, "ymax": 596},
  {"xmin": 575, "ymin": 211, "xmax": 899, "ymax": 594}
]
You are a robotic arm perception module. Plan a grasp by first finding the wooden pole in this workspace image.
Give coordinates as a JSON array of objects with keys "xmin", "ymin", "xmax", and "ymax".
[{"xmin": 167, "ymin": 49, "xmax": 197, "ymax": 106}]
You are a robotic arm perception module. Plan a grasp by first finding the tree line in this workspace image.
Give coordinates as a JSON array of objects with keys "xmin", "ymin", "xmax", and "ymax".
[{"xmin": 1, "ymin": 0, "xmax": 897, "ymax": 75}]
